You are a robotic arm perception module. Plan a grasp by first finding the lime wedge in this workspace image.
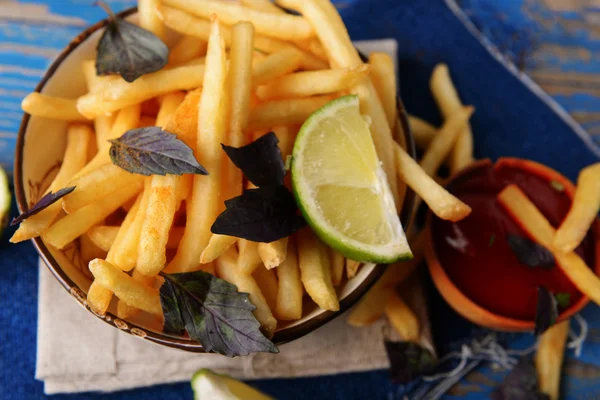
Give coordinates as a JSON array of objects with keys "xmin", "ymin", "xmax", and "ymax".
[
  {"xmin": 0, "ymin": 166, "xmax": 10, "ymax": 232},
  {"xmin": 291, "ymin": 95, "xmax": 411, "ymax": 263},
  {"xmin": 191, "ymin": 369, "xmax": 273, "ymax": 400}
]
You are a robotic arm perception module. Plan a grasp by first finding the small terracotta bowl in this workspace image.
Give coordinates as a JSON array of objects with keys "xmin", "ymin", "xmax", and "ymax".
[
  {"xmin": 425, "ymin": 158, "xmax": 600, "ymax": 332},
  {"xmin": 14, "ymin": 8, "xmax": 416, "ymax": 351}
]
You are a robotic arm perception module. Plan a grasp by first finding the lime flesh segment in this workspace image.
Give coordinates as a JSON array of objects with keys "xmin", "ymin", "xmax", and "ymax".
[
  {"xmin": 291, "ymin": 95, "xmax": 411, "ymax": 263},
  {"xmin": 192, "ymin": 369, "xmax": 273, "ymax": 400}
]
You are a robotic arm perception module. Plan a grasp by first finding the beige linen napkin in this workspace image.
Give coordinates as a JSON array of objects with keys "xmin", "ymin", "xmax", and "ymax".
[{"xmin": 36, "ymin": 39, "xmax": 415, "ymax": 395}]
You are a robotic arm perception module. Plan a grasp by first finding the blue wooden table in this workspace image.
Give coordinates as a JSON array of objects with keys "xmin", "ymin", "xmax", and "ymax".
[{"xmin": 1, "ymin": 0, "xmax": 600, "ymax": 399}]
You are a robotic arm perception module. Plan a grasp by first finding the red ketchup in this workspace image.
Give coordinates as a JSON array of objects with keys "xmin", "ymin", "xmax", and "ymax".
[{"xmin": 431, "ymin": 160, "xmax": 595, "ymax": 320}]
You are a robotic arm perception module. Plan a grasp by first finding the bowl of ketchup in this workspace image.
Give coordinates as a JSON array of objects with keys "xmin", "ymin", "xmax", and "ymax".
[{"xmin": 425, "ymin": 158, "xmax": 600, "ymax": 331}]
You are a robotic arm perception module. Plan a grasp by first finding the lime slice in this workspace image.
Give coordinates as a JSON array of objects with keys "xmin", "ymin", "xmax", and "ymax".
[
  {"xmin": 191, "ymin": 369, "xmax": 273, "ymax": 400},
  {"xmin": 291, "ymin": 95, "xmax": 411, "ymax": 263},
  {"xmin": 0, "ymin": 166, "xmax": 10, "ymax": 232}
]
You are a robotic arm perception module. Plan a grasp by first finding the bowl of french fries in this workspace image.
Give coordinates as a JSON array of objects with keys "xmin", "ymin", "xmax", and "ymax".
[{"xmin": 12, "ymin": 0, "xmax": 444, "ymax": 355}]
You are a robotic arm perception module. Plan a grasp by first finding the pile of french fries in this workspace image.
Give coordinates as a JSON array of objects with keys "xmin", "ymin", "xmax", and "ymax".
[{"xmin": 15, "ymin": 0, "xmax": 472, "ymax": 341}]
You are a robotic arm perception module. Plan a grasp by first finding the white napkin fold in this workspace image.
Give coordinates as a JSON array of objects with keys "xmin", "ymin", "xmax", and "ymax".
[{"xmin": 36, "ymin": 39, "xmax": 403, "ymax": 395}]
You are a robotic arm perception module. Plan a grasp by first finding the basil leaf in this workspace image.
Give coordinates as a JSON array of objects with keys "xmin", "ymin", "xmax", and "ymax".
[
  {"xmin": 11, "ymin": 186, "xmax": 75, "ymax": 226},
  {"xmin": 222, "ymin": 132, "xmax": 285, "ymax": 187},
  {"xmin": 109, "ymin": 126, "xmax": 208, "ymax": 176},
  {"xmin": 506, "ymin": 234, "xmax": 555, "ymax": 269},
  {"xmin": 555, "ymin": 292, "xmax": 571, "ymax": 309},
  {"xmin": 95, "ymin": 1, "xmax": 168, "ymax": 82},
  {"xmin": 535, "ymin": 286, "xmax": 558, "ymax": 336},
  {"xmin": 491, "ymin": 357, "xmax": 550, "ymax": 400},
  {"xmin": 159, "ymin": 271, "xmax": 279, "ymax": 357},
  {"xmin": 384, "ymin": 341, "xmax": 437, "ymax": 384},
  {"xmin": 211, "ymin": 186, "xmax": 306, "ymax": 242}
]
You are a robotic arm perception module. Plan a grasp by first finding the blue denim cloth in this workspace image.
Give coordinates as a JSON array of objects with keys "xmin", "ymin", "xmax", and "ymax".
[{"xmin": 1, "ymin": 0, "xmax": 599, "ymax": 399}]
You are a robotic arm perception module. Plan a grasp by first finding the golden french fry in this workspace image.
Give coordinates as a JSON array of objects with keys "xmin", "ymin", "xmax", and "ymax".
[
  {"xmin": 162, "ymin": 0, "xmax": 314, "ymax": 40},
  {"xmin": 44, "ymin": 182, "xmax": 142, "ymax": 249},
  {"xmin": 87, "ymin": 281, "xmax": 114, "ymax": 315},
  {"xmin": 253, "ymin": 265, "xmax": 279, "ymax": 311},
  {"xmin": 252, "ymin": 48, "xmax": 303, "ymax": 86},
  {"xmin": 430, "ymin": 63, "xmax": 474, "ymax": 173},
  {"xmin": 89, "ymin": 259, "xmax": 162, "ymax": 316},
  {"xmin": 88, "ymin": 225, "xmax": 185, "ymax": 252},
  {"xmin": 258, "ymin": 238, "xmax": 288, "ymax": 269},
  {"xmin": 82, "ymin": 59, "xmax": 104, "ymax": 91},
  {"xmin": 139, "ymin": 0, "xmax": 166, "ymax": 40},
  {"xmin": 394, "ymin": 142, "xmax": 471, "ymax": 222},
  {"xmin": 79, "ymin": 234, "xmax": 107, "ymax": 266},
  {"xmin": 215, "ymin": 248, "xmax": 277, "ymax": 336},
  {"xmin": 117, "ymin": 270, "xmax": 156, "ymax": 319},
  {"xmin": 10, "ymin": 124, "xmax": 92, "ymax": 243},
  {"xmin": 346, "ymin": 259, "xmax": 361, "ymax": 279},
  {"xmin": 330, "ymin": 249, "xmax": 344, "ymax": 286},
  {"xmin": 294, "ymin": 37, "xmax": 328, "ymax": 61},
  {"xmin": 94, "ymin": 114, "xmax": 115, "ymax": 152},
  {"xmin": 419, "ymin": 106, "xmax": 474, "ymax": 176},
  {"xmin": 498, "ymin": 184, "xmax": 600, "ymax": 307},
  {"xmin": 535, "ymin": 320, "xmax": 569, "ymax": 400},
  {"xmin": 347, "ymin": 286, "xmax": 391, "ymax": 327},
  {"xmin": 241, "ymin": 0, "xmax": 286, "ymax": 14},
  {"xmin": 167, "ymin": 17, "xmax": 228, "ymax": 274},
  {"xmin": 554, "ymin": 163, "xmax": 600, "ymax": 252},
  {"xmin": 201, "ymin": 235, "xmax": 238, "ymax": 265},
  {"xmin": 77, "ymin": 64, "xmax": 205, "ymax": 118},
  {"xmin": 238, "ymin": 239, "xmax": 263, "ymax": 275},
  {"xmin": 248, "ymin": 95, "xmax": 335, "ymax": 129},
  {"xmin": 369, "ymin": 52, "xmax": 396, "ymax": 128},
  {"xmin": 162, "ymin": 89, "xmax": 201, "ymax": 149},
  {"xmin": 167, "ymin": 36, "xmax": 208, "ymax": 68},
  {"xmin": 21, "ymin": 93, "xmax": 88, "ymax": 121},
  {"xmin": 256, "ymin": 65, "xmax": 370, "ymax": 100},
  {"xmin": 297, "ymin": 229, "xmax": 339, "ymax": 311},
  {"xmin": 408, "ymin": 115, "xmax": 437, "ymax": 149},
  {"xmin": 384, "ymin": 290, "xmax": 420, "ymax": 342},
  {"xmin": 275, "ymin": 239, "xmax": 303, "ymax": 320},
  {"xmin": 63, "ymin": 164, "xmax": 144, "ymax": 213}
]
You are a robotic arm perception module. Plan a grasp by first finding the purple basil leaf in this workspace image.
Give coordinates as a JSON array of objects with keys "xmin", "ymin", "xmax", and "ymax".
[
  {"xmin": 222, "ymin": 132, "xmax": 285, "ymax": 187},
  {"xmin": 211, "ymin": 186, "xmax": 306, "ymax": 242},
  {"xmin": 11, "ymin": 186, "xmax": 76, "ymax": 226},
  {"xmin": 535, "ymin": 286, "xmax": 558, "ymax": 336},
  {"xmin": 95, "ymin": 1, "xmax": 168, "ymax": 82},
  {"xmin": 109, "ymin": 126, "xmax": 208, "ymax": 176},
  {"xmin": 384, "ymin": 341, "xmax": 437, "ymax": 384},
  {"xmin": 491, "ymin": 357, "xmax": 550, "ymax": 400},
  {"xmin": 159, "ymin": 270, "xmax": 278, "ymax": 357},
  {"xmin": 506, "ymin": 234, "xmax": 555, "ymax": 269}
]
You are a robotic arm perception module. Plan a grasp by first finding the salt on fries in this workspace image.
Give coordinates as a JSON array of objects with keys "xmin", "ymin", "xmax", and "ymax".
[{"xmin": 14, "ymin": 0, "xmax": 474, "ymax": 342}]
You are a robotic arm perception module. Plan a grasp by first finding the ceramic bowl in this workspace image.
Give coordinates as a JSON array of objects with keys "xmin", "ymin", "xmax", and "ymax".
[
  {"xmin": 14, "ymin": 8, "xmax": 416, "ymax": 351},
  {"xmin": 425, "ymin": 158, "xmax": 600, "ymax": 331}
]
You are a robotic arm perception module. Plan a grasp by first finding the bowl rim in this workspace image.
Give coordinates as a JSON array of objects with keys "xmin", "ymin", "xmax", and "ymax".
[
  {"xmin": 425, "ymin": 157, "xmax": 600, "ymax": 331},
  {"xmin": 14, "ymin": 7, "xmax": 417, "ymax": 351}
]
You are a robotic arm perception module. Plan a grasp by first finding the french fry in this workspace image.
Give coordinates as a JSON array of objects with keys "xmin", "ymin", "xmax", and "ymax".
[
  {"xmin": 384, "ymin": 291, "xmax": 420, "ymax": 342},
  {"xmin": 162, "ymin": 0, "xmax": 314, "ymax": 41},
  {"xmin": 498, "ymin": 184, "xmax": 600, "ymax": 307},
  {"xmin": 241, "ymin": 0, "xmax": 286, "ymax": 14},
  {"xmin": 297, "ymin": 229, "xmax": 339, "ymax": 311},
  {"xmin": 138, "ymin": 115, "xmax": 156, "ymax": 128},
  {"xmin": 294, "ymin": 37, "xmax": 328, "ymax": 61},
  {"xmin": 408, "ymin": 115, "xmax": 437, "ymax": 149},
  {"xmin": 248, "ymin": 95, "xmax": 335, "ymax": 129},
  {"xmin": 77, "ymin": 64, "xmax": 206, "ymax": 118},
  {"xmin": 346, "ymin": 259, "xmax": 361, "ymax": 279},
  {"xmin": 554, "ymin": 163, "xmax": 600, "ymax": 252},
  {"xmin": 238, "ymin": 239, "xmax": 263, "ymax": 275},
  {"xmin": 63, "ymin": 164, "xmax": 144, "ymax": 213},
  {"xmin": 117, "ymin": 270, "xmax": 156, "ymax": 319},
  {"xmin": 275, "ymin": 239, "xmax": 303, "ymax": 320},
  {"xmin": 89, "ymin": 259, "xmax": 163, "ymax": 316},
  {"xmin": 43, "ymin": 182, "xmax": 142, "ymax": 250},
  {"xmin": 177, "ymin": 174, "xmax": 193, "ymax": 204},
  {"xmin": 256, "ymin": 65, "xmax": 370, "ymax": 100},
  {"xmin": 394, "ymin": 142, "xmax": 471, "ymax": 222},
  {"xmin": 10, "ymin": 124, "xmax": 92, "ymax": 243},
  {"xmin": 79, "ymin": 234, "xmax": 107, "ymax": 267},
  {"xmin": 252, "ymin": 48, "xmax": 303, "ymax": 86},
  {"xmin": 82, "ymin": 59, "xmax": 103, "ymax": 91},
  {"xmin": 162, "ymin": 89, "xmax": 201, "ymax": 149},
  {"xmin": 253, "ymin": 265, "xmax": 279, "ymax": 311},
  {"xmin": 139, "ymin": 0, "xmax": 166, "ymax": 40},
  {"xmin": 167, "ymin": 17, "xmax": 228, "ymax": 274},
  {"xmin": 21, "ymin": 93, "xmax": 88, "ymax": 121},
  {"xmin": 369, "ymin": 52, "xmax": 396, "ymax": 128},
  {"xmin": 167, "ymin": 36, "xmax": 208, "ymax": 68},
  {"xmin": 430, "ymin": 63, "xmax": 474, "ymax": 173},
  {"xmin": 419, "ymin": 106, "xmax": 474, "ymax": 176},
  {"xmin": 88, "ymin": 225, "xmax": 185, "ymax": 252},
  {"xmin": 330, "ymin": 249, "xmax": 344, "ymax": 286},
  {"xmin": 535, "ymin": 320, "xmax": 569, "ymax": 400},
  {"xmin": 215, "ymin": 248, "xmax": 277, "ymax": 336},
  {"xmin": 258, "ymin": 238, "xmax": 288, "ymax": 269},
  {"xmin": 87, "ymin": 281, "xmax": 114, "ymax": 315}
]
